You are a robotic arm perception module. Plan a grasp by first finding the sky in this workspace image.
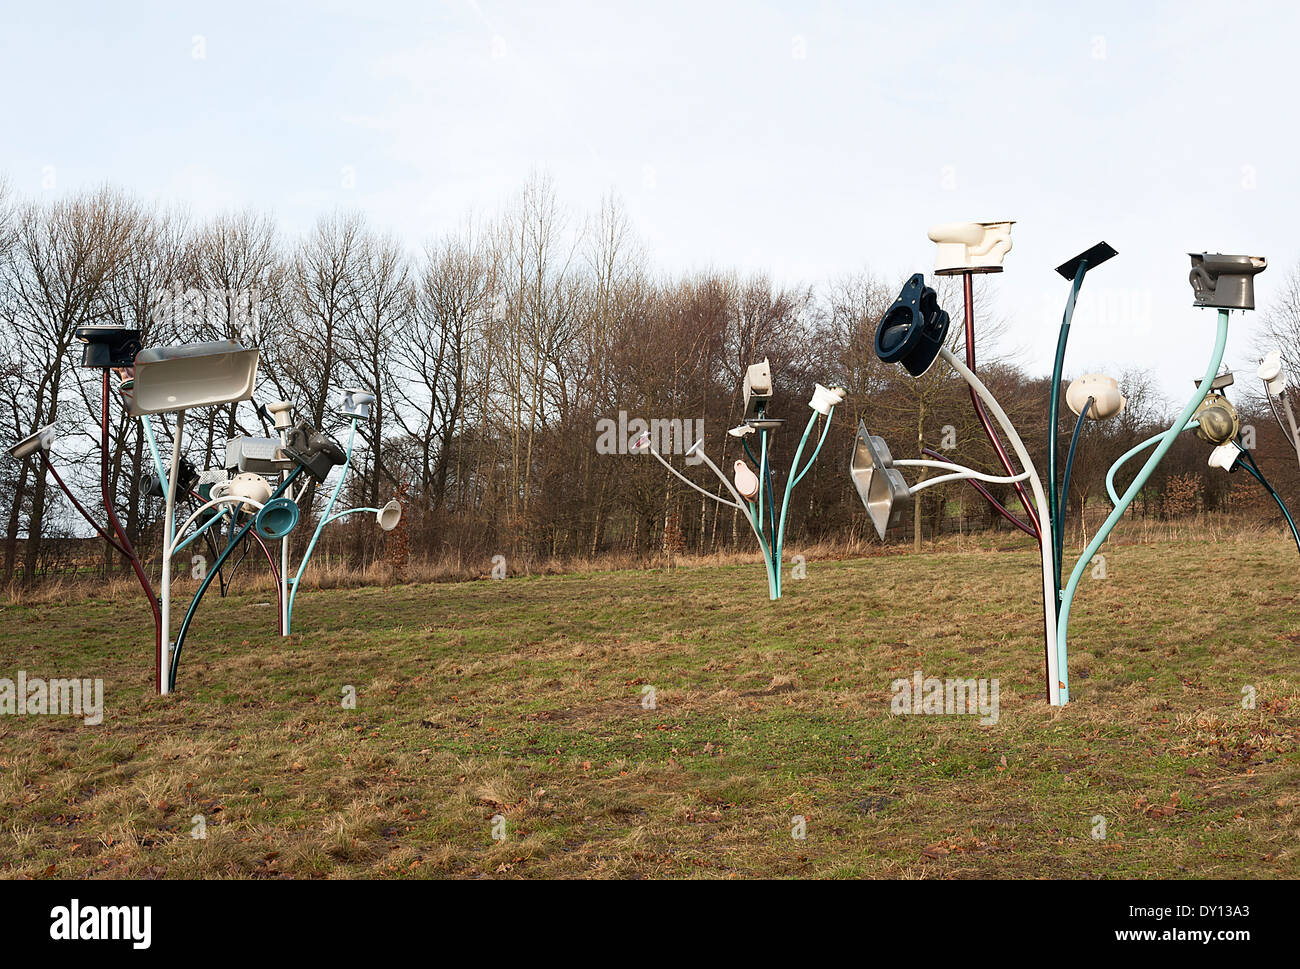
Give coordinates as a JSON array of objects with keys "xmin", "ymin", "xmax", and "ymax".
[{"xmin": 1, "ymin": 0, "xmax": 1295, "ymax": 401}]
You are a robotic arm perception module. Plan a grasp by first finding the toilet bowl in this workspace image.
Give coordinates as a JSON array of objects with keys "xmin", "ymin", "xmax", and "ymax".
[
  {"xmin": 75, "ymin": 326, "xmax": 142, "ymax": 369},
  {"xmin": 1188, "ymin": 253, "xmax": 1267, "ymax": 311},
  {"xmin": 338, "ymin": 388, "xmax": 376, "ymax": 419},
  {"xmin": 928, "ymin": 221, "xmax": 1015, "ymax": 274}
]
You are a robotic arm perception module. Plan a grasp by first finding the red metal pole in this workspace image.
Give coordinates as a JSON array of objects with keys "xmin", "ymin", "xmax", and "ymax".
[
  {"xmin": 42, "ymin": 455, "xmax": 131, "ymax": 556},
  {"xmin": 962, "ymin": 272, "xmax": 1042, "ymax": 537},
  {"xmin": 99, "ymin": 371, "xmax": 164, "ymax": 692},
  {"xmin": 920, "ymin": 446, "xmax": 1035, "ymax": 536}
]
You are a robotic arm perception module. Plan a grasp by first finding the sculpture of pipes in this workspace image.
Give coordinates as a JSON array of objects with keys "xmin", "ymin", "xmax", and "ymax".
[
  {"xmin": 633, "ymin": 362, "xmax": 845, "ymax": 599},
  {"xmin": 1054, "ymin": 252, "xmax": 1267, "ymax": 702},
  {"xmin": 283, "ymin": 388, "xmax": 402, "ymax": 634},
  {"xmin": 1103, "ymin": 370, "xmax": 1299, "ymax": 559},
  {"xmin": 129, "ymin": 338, "xmax": 261, "ymax": 694},
  {"xmin": 865, "ymin": 270, "xmax": 1063, "ymax": 701}
]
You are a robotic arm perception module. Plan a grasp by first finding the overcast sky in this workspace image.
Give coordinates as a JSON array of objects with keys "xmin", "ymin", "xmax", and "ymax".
[{"xmin": 2, "ymin": 0, "xmax": 1294, "ymax": 400}]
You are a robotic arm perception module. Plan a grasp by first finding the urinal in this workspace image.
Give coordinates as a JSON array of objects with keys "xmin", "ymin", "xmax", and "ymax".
[
  {"xmin": 129, "ymin": 340, "xmax": 259, "ymax": 416},
  {"xmin": 733, "ymin": 460, "xmax": 761, "ymax": 501},
  {"xmin": 377, "ymin": 499, "xmax": 402, "ymax": 531},
  {"xmin": 282, "ymin": 422, "xmax": 347, "ymax": 482},
  {"xmin": 810, "ymin": 384, "xmax": 847, "ymax": 416},
  {"xmin": 850, "ymin": 421, "xmax": 911, "ymax": 540},
  {"xmin": 1208, "ymin": 442, "xmax": 1243, "ymax": 472},
  {"xmin": 928, "ymin": 221, "xmax": 1015, "ymax": 274},
  {"xmin": 1258, "ymin": 351, "xmax": 1287, "ymax": 396},
  {"xmin": 1188, "ymin": 253, "xmax": 1267, "ymax": 311},
  {"xmin": 742, "ymin": 359, "xmax": 774, "ymax": 422}
]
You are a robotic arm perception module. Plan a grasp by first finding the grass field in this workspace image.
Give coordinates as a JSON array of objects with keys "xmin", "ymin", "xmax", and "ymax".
[{"xmin": 1, "ymin": 533, "xmax": 1298, "ymax": 879}]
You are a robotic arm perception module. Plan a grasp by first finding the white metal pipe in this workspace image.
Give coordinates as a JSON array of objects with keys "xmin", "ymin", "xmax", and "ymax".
[
  {"xmin": 172, "ymin": 495, "xmax": 267, "ymax": 553},
  {"xmin": 1283, "ymin": 394, "xmax": 1300, "ymax": 463},
  {"xmin": 905, "ymin": 467, "xmax": 1033, "ymax": 494},
  {"xmin": 691, "ymin": 444, "xmax": 779, "ymax": 595},
  {"xmin": 646, "ymin": 445, "xmax": 743, "ymax": 511},
  {"xmin": 278, "ymin": 423, "xmax": 291, "ymax": 637},
  {"xmin": 645, "ymin": 442, "xmax": 775, "ymax": 595},
  {"xmin": 939, "ymin": 348, "xmax": 1061, "ymax": 705},
  {"xmin": 159, "ymin": 411, "xmax": 186, "ymax": 696}
]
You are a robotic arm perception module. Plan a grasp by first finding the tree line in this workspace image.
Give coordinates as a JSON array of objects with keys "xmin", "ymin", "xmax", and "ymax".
[{"xmin": 1, "ymin": 171, "xmax": 1297, "ymax": 584}]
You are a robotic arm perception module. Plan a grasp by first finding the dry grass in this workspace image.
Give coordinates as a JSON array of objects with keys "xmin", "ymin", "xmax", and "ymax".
[
  {"xmin": 0, "ymin": 531, "xmax": 1297, "ymax": 879},
  {"xmin": 5, "ymin": 513, "xmax": 1284, "ymax": 606}
]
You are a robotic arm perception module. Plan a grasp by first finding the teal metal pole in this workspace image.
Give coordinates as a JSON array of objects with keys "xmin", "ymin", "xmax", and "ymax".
[
  {"xmin": 791, "ymin": 413, "xmax": 832, "ymax": 489},
  {"xmin": 1056, "ymin": 310, "xmax": 1229, "ymax": 702},
  {"xmin": 1239, "ymin": 451, "xmax": 1300, "ymax": 556},
  {"xmin": 775, "ymin": 409, "xmax": 819, "ymax": 597},
  {"xmin": 758, "ymin": 428, "xmax": 771, "ymax": 588},
  {"xmin": 1048, "ymin": 261, "xmax": 1088, "ymax": 606},
  {"xmin": 172, "ymin": 503, "xmax": 237, "ymax": 555},
  {"xmin": 747, "ymin": 500, "xmax": 778, "ymax": 600},
  {"xmin": 1106, "ymin": 423, "xmax": 1200, "ymax": 507},
  {"xmin": 323, "ymin": 506, "xmax": 381, "ymax": 527},
  {"xmin": 141, "ymin": 416, "xmax": 169, "ymax": 492},
  {"xmin": 1055, "ymin": 399, "xmax": 1091, "ymax": 590},
  {"xmin": 285, "ymin": 419, "xmax": 358, "ymax": 633}
]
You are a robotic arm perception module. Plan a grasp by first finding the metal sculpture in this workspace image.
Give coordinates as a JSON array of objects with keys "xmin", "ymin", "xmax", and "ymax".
[{"xmin": 634, "ymin": 359, "xmax": 844, "ymax": 599}]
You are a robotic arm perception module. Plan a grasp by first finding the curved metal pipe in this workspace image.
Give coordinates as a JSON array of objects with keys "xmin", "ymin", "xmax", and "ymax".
[
  {"xmin": 919, "ymin": 446, "xmax": 1035, "ymax": 535},
  {"xmin": 1055, "ymin": 397, "xmax": 1092, "ymax": 591},
  {"xmin": 1058, "ymin": 310, "xmax": 1230, "ymax": 704},
  {"xmin": 41, "ymin": 455, "xmax": 129, "ymax": 557},
  {"xmin": 962, "ymin": 273, "xmax": 1042, "ymax": 537},
  {"xmin": 1239, "ymin": 449, "xmax": 1300, "ymax": 558},
  {"xmin": 97, "ymin": 372, "xmax": 164, "ymax": 693},
  {"xmin": 940, "ymin": 347, "xmax": 1060, "ymax": 704},
  {"xmin": 1048, "ymin": 261, "xmax": 1089, "ymax": 588},
  {"xmin": 169, "ymin": 466, "xmax": 303, "ymax": 690},
  {"xmin": 286, "ymin": 420, "xmax": 357, "ymax": 633}
]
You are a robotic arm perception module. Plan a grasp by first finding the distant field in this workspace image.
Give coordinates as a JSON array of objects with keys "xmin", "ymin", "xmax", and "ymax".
[{"xmin": 1, "ymin": 534, "xmax": 1297, "ymax": 879}]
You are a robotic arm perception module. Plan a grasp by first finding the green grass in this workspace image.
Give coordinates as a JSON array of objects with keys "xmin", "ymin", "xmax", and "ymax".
[{"xmin": 1, "ymin": 534, "xmax": 1298, "ymax": 879}]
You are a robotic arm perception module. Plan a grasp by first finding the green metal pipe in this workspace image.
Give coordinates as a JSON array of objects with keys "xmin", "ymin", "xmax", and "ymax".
[
  {"xmin": 1048, "ymin": 261, "xmax": 1089, "ymax": 603},
  {"xmin": 1057, "ymin": 310, "xmax": 1229, "ymax": 703},
  {"xmin": 169, "ymin": 466, "xmax": 303, "ymax": 690},
  {"xmin": 1055, "ymin": 398, "xmax": 1091, "ymax": 591}
]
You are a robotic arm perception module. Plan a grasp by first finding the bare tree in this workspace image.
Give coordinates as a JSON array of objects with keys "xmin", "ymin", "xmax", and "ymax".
[{"xmin": 1, "ymin": 188, "xmax": 139, "ymax": 581}]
